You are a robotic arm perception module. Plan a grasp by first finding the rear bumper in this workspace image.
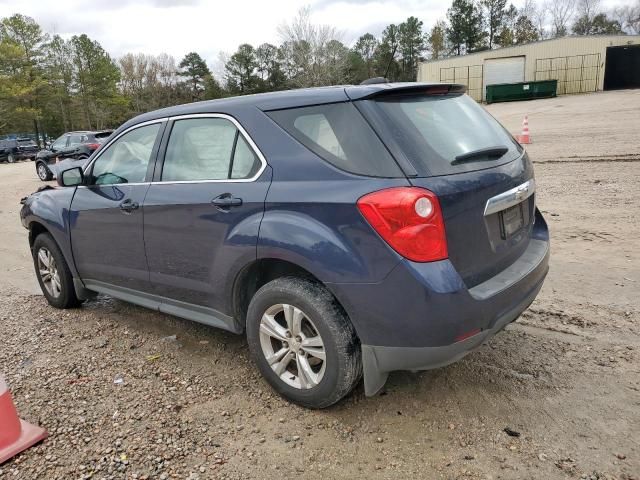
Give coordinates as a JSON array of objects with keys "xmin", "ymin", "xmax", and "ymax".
[
  {"xmin": 360, "ymin": 267, "xmax": 545, "ymax": 395},
  {"xmin": 328, "ymin": 210, "xmax": 550, "ymax": 395},
  {"xmin": 16, "ymin": 152, "xmax": 36, "ymax": 160}
]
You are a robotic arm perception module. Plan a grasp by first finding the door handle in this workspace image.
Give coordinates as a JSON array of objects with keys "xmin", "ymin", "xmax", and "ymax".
[
  {"xmin": 212, "ymin": 194, "xmax": 243, "ymax": 209},
  {"xmin": 119, "ymin": 199, "xmax": 139, "ymax": 213}
]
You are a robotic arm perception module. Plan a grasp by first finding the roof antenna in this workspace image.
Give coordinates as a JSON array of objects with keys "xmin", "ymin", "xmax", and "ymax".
[
  {"xmin": 359, "ymin": 44, "xmax": 397, "ymax": 85},
  {"xmin": 384, "ymin": 44, "xmax": 398, "ymax": 80}
]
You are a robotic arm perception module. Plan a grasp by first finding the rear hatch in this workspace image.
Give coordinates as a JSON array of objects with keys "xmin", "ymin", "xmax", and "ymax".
[
  {"xmin": 355, "ymin": 88, "xmax": 536, "ymax": 287},
  {"xmin": 17, "ymin": 139, "xmax": 38, "ymax": 153}
]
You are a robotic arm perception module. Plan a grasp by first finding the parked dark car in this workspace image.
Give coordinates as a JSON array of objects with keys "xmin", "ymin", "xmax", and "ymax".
[
  {"xmin": 35, "ymin": 130, "xmax": 112, "ymax": 180},
  {"xmin": 20, "ymin": 83, "xmax": 549, "ymax": 408},
  {"xmin": 0, "ymin": 138, "xmax": 39, "ymax": 163}
]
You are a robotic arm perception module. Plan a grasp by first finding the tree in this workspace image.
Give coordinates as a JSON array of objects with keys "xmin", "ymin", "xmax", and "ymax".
[
  {"xmin": 224, "ymin": 43, "xmax": 259, "ymax": 93},
  {"xmin": 427, "ymin": 20, "xmax": 448, "ymax": 60},
  {"xmin": 203, "ymin": 74, "xmax": 224, "ymax": 100},
  {"xmin": 482, "ymin": 0, "xmax": 508, "ymax": 49},
  {"xmin": 71, "ymin": 34, "xmax": 123, "ymax": 129},
  {"xmin": 178, "ymin": 52, "xmax": 211, "ymax": 101},
  {"xmin": 324, "ymin": 39, "xmax": 350, "ymax": 85},
  {"xmin": 398, "ymin": 16, "xmax": 425, "ymax": 80},
  {"xmin": 447, "ymin": 0, "xmax": 486, "ymax": 55},
  {"xmin": 515, "ymin": 14, "xmax": 540, "ymax": 43},
  {"xmin": 373, "ymin": 24, "xmax": 401, "ymax": 80},
  {"xmin": 43, "ymin": 35, "xmax": 75, "ymax": 132},
  {"xmin": 278, "ymin": 7, "xmax": 346, "ymax": 87},
  {"xmin": 612, "ymin": 1, "xmax": 640, "ymax": 34},
  {"xmin": 255, "ymin": 42, "xmax": 286, "ymax": 90},
  {"xmin": 530, "ymin": 0, "xmax": 549, "ymax": 38},
  {"xmin": 495, "ymin": 4, "xmax": 519, "ymax": 46},
  {"xmin": 353, "ymin": 33, "xmax": 378, "ymax": 78},
  {"xmin": 255, "ymin": 43, "xmax": 277, "ymax": 81},
  {"xmin": 548, "ymin": 0, "xmax": 576, "ymax": 37},
  {"xmin": 573, "ymin": 12, "xmax": 623, "ymax": 34},
  {"xmin": 0, "ymin": 14, "xmax": 48, "ymax": 141},
  {"xmin": 576, "ymin": 0, "xmax": 601, "ymax": 25},
  {"xmin": 0, "ymin": 39, "xmax": 35, "ymax": 133}
]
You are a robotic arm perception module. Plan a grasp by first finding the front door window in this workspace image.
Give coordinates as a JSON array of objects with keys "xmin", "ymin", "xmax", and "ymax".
[{"xmin": 90, "ymin": 124, "xmax": 161, "ymax": 185}]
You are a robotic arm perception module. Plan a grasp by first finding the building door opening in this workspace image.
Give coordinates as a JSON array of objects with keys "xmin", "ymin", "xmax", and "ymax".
[{"xmin": 604, "ymin": 45, "xmax": 640, "ymax": 90}]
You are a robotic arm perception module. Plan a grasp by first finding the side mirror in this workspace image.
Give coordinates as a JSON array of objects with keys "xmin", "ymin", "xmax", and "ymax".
[{"xmin": 58, "ymin": 167, "xmax": 84, "ymax": 187}]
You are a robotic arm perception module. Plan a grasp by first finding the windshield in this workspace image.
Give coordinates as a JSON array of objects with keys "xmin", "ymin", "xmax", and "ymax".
[
  {"xmin": 365, "ymin": 93, "xmax": 522, "ymax": 177},
  {"xmin": 18, "ymin": 139, "xmax": 36, "ymax": 146}
]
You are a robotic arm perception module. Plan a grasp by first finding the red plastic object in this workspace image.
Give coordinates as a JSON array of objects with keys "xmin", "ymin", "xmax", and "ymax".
[
  {"xmin": 0, "ymin": 377, "xmax": 48, "ymax": 464},
  {"xmin": 357, "ymin": 187, "xmax": 448, "ymax": 262},
  {"xmin": 514, "ymin": 115, "xmax": 531, "ymax": 144}
]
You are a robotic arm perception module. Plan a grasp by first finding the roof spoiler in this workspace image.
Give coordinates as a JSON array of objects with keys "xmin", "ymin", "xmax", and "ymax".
[{"xmin": 347, "ymin": 83, "xmax": 467, "ymax": 100}]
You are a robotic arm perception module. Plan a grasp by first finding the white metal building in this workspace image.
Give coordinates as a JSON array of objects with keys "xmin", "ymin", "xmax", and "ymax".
[{"xmin": 418, "ymin": 35, "xmax": 640, "ymax": 101}]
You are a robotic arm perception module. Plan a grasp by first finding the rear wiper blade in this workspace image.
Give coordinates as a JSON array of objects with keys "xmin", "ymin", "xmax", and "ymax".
[{"xmin": 452, "ymin": 146, "xmax": 509, "ymax": 165}]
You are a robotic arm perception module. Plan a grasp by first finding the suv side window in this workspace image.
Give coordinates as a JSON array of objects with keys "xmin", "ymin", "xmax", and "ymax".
[
  {"xmin": 90, "ymin": 123, "xmax": 161, "ymax": 185},
  {"xmin": 68, "ymin": 134, "xmax": 83, "ymax": 146},
  {"xmin": 161, "ymin": 117, "xmax": 261, "ymax": 182},
  {"xmin": 267, "ymin": 103, "xmax": 403, "ymax": 178},
  {"xmin": 51, "ymin": 136, "xmax": 67, "ymax": 151}
]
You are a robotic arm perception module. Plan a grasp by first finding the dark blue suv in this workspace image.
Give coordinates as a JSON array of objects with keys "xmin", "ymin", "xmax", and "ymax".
[{"xmin": 20, "ymin": 83, "xmax": 549, "ymax": 408}]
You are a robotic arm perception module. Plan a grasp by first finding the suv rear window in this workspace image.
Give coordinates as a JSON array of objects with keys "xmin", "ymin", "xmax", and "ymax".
[
  {"xmin": 267, "ymin": 103, "xmax": 403, "ymax": 178},
  {"xmin": 94, "ymin": 132, "xmax": 112, "ymax": 143},
  {"xmin": 363, "ymin": 93, "xmax": 523, "ymax": 177}
]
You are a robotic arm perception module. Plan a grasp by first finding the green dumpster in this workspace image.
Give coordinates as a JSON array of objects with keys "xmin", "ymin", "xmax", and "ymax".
[{"xmin": 485, "ymin": 80, "xmax": 557, "ymax": 104}]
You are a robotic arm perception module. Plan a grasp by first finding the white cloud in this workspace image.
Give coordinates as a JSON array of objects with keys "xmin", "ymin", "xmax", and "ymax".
[{"xmin": 1, "ymin": 0, "xmax": 632, "ymax": 73}]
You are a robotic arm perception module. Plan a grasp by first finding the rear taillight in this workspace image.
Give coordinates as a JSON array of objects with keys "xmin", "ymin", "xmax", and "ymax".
[
  {"xmin": 86, "ymin": 143, "xmax": 100, "ymax": 150},
  {"xmin": 357, "ymin": 187, "xmax": 448, "ymax": 262}
]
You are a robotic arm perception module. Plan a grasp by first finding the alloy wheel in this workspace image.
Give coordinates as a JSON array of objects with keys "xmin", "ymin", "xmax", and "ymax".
[
  {"xmin": 259, "ymin": 304, "xmax": 326, "ymax": 389},
  {"xmin": 37, "ymin": 164, "xmax": 48, "ymax": 180},
  {"xmin": 37, "ymin": 247, "xmax": 61, "ymax": 298},
  {"xmin": 7, "ymin": 154, "xmax": 15, "ymax": 163}
]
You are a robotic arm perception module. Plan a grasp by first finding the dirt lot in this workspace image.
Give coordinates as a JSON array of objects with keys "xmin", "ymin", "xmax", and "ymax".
[{"xmin": 0, "ymin": 90, "xmax": 639, "ymax": 480}]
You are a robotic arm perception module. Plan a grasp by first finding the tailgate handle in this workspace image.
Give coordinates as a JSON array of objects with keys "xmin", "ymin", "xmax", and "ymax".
[{"xmin": 484, "ymin": 179, "xmax": 535, "ymax": 216}]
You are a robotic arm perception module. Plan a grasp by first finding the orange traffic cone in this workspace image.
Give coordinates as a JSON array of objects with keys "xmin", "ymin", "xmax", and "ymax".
[
  {"xmin": 515, "ymin": 115, "xmax": 531, "ymax": 144},
  {"xmin": 0, "ymin": 376, "xmax": 48, "ymax": 464}
]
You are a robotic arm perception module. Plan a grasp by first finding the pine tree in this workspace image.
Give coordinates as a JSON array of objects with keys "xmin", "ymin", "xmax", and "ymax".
[{"xmin": 178, "ymin": 52, "xmax": 211, "ymax": 101}]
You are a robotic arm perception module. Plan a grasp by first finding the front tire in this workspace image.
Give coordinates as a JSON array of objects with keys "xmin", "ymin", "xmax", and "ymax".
[
  {"xmin": 36, "ymin": 162, "xmax": 53, "ymax": 181},
  {"xmin": 246, "ymin": 277, "xmax": 362, "ymax": 409},
  {"xmin": 7, "ymin": 153, "xmax": 15, "ymax": 163},
  {"xmin": 32, "ymin": 233, "xmax": 81, "ymax": 309}
]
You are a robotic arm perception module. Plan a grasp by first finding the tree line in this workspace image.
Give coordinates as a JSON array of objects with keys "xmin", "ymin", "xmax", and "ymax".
[{"xmin": 1, "ymin": 0, "xmax": 638, "ymax": 141}]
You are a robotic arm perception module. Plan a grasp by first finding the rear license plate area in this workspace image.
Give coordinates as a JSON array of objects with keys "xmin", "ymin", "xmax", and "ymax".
[{"xmin": 500, "ymin": 202, "xmax": 525, "ymax": 239}]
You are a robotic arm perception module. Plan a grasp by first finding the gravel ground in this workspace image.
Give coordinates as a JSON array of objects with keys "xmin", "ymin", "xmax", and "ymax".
[{"xmin": 0, "ymin": 90, "xmax": 639, "ymax": 479}]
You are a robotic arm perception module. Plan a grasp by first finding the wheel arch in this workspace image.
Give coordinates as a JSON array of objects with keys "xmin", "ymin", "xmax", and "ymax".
[
  {"xmin": 28, "ymin": 220, "xmax": 51, "ymax": 248},
  {"xmin": 232, "ymin": 258, "xmax": 357, "ymax": 337}
]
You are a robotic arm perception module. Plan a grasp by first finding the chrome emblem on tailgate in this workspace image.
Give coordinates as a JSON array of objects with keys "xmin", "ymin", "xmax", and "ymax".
[{"xmin": 484, "ymin": 179, "xmax": 535, "ymax": 216}]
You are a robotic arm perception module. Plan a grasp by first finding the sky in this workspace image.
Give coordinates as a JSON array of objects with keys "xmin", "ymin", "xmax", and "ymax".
[{"xmin": 0, "ymin": 0, "xmax": 632, "ymax": 72}]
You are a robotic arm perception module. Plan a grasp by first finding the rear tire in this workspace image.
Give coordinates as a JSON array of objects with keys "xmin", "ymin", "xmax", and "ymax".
[
  {"xmin": 7, "ymin": 154, "xmax": 15, "ymax": 163},
  {"xmin": 246, "ymin": 277, "xmax": 361, "ymax": 409},
  {"xmin": 32, "ymin": 233, "xmax": 82, "ymax": 309},
  {"xmin": 36, "ymin": 162, "xmax": 52, "ymax": 181}
]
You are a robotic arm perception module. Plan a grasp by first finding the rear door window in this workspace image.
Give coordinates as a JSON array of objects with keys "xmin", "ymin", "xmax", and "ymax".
[
  {"xmin": 161, "ymin": 117, "xmax": 261, "ymax": 182},
  {"xmin": 363, "ymin": 93, "xmax": 522, "ymax": 177},
  {"xmin": 267, "ymin": 103, "xmax": 403, "ymax": 178}
]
